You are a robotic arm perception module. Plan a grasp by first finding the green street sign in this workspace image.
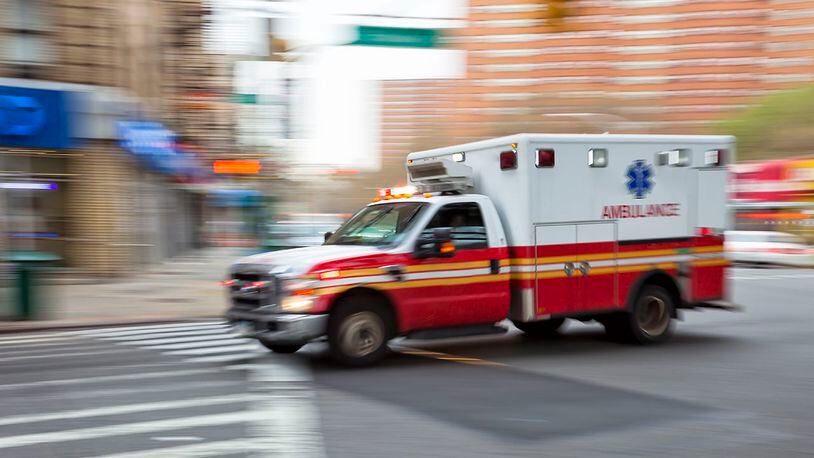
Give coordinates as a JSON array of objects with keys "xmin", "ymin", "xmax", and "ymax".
[
  {"xmin": 232, "ymin": 93, "xmax": 257, "ymax": 104},
  {"xmin": 351, "ymin": 26, "xmax": 440, "ymax": 48}
]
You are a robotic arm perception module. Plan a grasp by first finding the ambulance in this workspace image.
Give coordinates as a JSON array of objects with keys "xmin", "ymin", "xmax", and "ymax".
[{"xmin": 225, "ymin": 134, "xmax": 736, "ymax": 365}]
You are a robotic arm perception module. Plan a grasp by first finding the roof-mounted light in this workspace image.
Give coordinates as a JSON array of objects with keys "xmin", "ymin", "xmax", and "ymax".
[{"xmin": 406, "ymin": 158, "xmax": 473, "ymax": 194}]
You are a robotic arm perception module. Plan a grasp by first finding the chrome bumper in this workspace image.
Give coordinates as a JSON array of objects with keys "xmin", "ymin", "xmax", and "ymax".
[{"xmin": 226, "ymin": 310, "xmax": 329, "ymax": 345}]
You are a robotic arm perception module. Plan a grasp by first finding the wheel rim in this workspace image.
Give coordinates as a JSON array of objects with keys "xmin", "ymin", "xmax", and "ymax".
[
  {"xmin": 338, "ymin": 312, "xmax": 385, "ymax": 358},
  {"xmin": 637, "ymin": 295, "xmax": 670, "ymax": 337}
]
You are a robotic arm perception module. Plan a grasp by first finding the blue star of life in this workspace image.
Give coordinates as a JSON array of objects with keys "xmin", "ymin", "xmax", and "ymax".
[{"xmin": 626, "ymin": 160, "xmax": 654, "ymax": 199}]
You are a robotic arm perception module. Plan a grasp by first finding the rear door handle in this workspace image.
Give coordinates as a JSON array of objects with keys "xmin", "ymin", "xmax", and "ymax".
[{"xmin": 490, "ymin": 259, "xmax": 500, "ymax": 275}]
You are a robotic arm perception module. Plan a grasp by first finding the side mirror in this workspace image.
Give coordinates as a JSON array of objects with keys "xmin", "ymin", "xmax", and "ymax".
[
  {"xmin": 414, "ymin": 227, "xmax": 456, "ymax": 259},
  {"xmin": 323, "ymin": 231, "xmax": 333, "ymax": 243}
]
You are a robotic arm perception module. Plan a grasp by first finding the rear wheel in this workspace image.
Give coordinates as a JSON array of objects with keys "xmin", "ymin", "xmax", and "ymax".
[
  {"xmin": 513, "ymin": 318, "xmax": 565, "ymax": 339},
  {"xmin": 259, "ymin": 341, "xmax": 303, "ymax": 354},
  {"xmin": 328, "ymin": 299, "xmax": 393, "ymax": 366},
  {"xmin": 604, "ymin": 285, "xmax": 674, "ymax": 344}
]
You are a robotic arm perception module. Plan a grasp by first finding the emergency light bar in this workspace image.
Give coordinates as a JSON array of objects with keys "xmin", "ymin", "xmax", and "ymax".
[{"xmin": 407, "ymin": 158, "xmax": 474, "ymax": 193}]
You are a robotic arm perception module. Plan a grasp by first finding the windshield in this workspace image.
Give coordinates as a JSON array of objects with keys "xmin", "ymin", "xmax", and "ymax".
[{"xmin": 325, "ymin": 202, "xmax": 427, "ymax": 246}]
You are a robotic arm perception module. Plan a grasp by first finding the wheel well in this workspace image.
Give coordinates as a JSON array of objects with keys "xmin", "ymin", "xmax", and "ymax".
[
  {"xmin": 628, "ymin": 270, "xmax": 682, "ymax": 317},
  {"xmin": 330, "ymin": 287, "xmax": 399, "ymax": 336}
]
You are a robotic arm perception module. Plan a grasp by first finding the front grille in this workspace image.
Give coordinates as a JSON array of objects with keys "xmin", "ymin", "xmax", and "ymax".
[{"xmin": 227, "ymin": 266, "xmax": 279, "ymax": 313}]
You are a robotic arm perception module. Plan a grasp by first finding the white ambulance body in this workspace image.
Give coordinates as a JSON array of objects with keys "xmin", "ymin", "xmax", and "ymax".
[
  {"xmin": 226, "ymin": 133, "xmax": 735, "ymax": 366},
  {"xmin": 407, "ymin": 133, "xmax": 733, "ymax": 323}
]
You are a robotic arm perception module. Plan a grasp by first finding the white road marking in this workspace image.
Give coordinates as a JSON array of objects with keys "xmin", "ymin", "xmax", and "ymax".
[
  {"xmin": 0, "ymin": 342, "xmax": 104, "ymax": 355},
  {"xmin": 86, "ymin": 439, "xmax": 266, "ymax": 458},
  {"xmin": 146, "ymin": 338, "xmax": 251, "ymax": 351},
  {"xmin": 15, "ymin": 380, "xmax": 240, "ymax": 401},
  {"xmin": 0, "ymin": 411, "xmax": 267, "ymax": 450},
  {"xmin": 185, "ymin": 353, "xmax": 262, "ymax": 364},
  {"xmin": 165, "ymin": 343, "xmax": 260, "ymax": 356},
  {"xmin": 0, "ymin": 336, "xmax": 79, "ymax": 346},
  {"xmin": 86, "ymin": 324, "xmax": 228, "ymax": 338},
  {"xmin": 101, "ymin": 328, "xmax": 231, "ymax": 342},
  {"xmin": 70, "ymin": 321, "xmax": 226, "ymax": 336},
  {"xmin": 0, "ymin": 368, "xmax": 213, "ymax": 392},
  {"xmin": 114, "ymin": 334, "xmax": 239, "ymax": 346},
  {"xmin": 0, "ymin": 394, "xmax": 262, "ymax": 427},
  {"xmin": 249, "ymin": 357, "xmax": 326, "ymax": 458},
  {"xmin": 150, "ymin": 436, "xmax": 204, "ymax": 442},
  {"xmin": 0, "ymin": 348, "xmax": 137, "ymax": 363}
]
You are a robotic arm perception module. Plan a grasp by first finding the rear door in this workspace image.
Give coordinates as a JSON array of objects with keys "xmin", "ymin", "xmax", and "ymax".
[
  {"xmin": 575, "ymin": 222, "xmax": 617, "ymax": 311},
  {"xmin": 534, "ymin": 224, "xmax": 578, "ymax": 316}
]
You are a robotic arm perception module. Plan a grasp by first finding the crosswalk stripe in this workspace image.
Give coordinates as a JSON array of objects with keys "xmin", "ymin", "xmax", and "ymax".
[
  {"xmin": 101, "ymin": 328, "xmax": 231, "ymax": 342},
  {"xmin": 0, "ymin": 342, "xmax": 104, "ymax": 355},
  {"xmin": 0, "ymin": 368, "xmax": 213, "ymax": 391},
  {"xmin": 118, "ymin": 334, "xmax": 239, "ymax": 346},
  {"xmin": 86, "ymin": 324, "xmax": 228, "ymax": 338},
  {"xmin": 0, "ymin": 336, "xmax": 79, "ymax": 346},
  {"xmin": 35, "ymin": 380, "xmax": 240, "ymax": 401},
  {"xmin": 145, "ymin": 338, "xmax": 252, "ymax": 351},
  {"xmin": 186, "ymin": 353, "xmax": 261, "ymax": 364},
  {"xmin": 165, "ymin": 343, "xmax": 260, "ymax": 356},
  {"xmin": 0, "ymin": 348, "xmax": 137, "ymax": 363},
  {"xmin": 85, "ymin": 438, "xmax": 266, "ymax": 458},
  {"xmin": 0, "ymin": 411, "xmax": 267, "ymax": 450},
  {"xmin": 0, "ymin": 394, "xmax": 262, "ymax": 427},
  {"xmin": 71, "ymin": 321, "xmax": 226, "ymax": 336}
]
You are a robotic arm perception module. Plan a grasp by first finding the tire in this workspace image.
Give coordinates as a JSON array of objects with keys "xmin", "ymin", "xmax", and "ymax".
[
  {"xmin": 513, "ymin": 318, "xmax": 565, "ymax": 339},
  {"xmin": 328, "ymin": 298, "xmax": 393, "ymax": 366},
  {"xmin": 259, "ymin": 341, "xmax": 303, "ymax": 354},
  {"xmin": 604, "ymin": 285, "xmax": 675, "ymax": 344}
]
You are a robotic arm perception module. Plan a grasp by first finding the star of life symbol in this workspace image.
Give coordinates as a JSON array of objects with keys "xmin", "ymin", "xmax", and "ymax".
[{"xmin": 626, "ymin": 160, "xmax": 654, "ymax": 199}]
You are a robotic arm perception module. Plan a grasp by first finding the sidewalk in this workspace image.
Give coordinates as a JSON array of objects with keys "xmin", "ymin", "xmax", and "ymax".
[{"xmin": 0, "ymin": 247, "xmax": 249, "ymax": 333}]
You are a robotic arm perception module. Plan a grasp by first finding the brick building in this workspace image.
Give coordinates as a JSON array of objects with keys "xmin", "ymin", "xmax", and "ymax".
[
  {"xmin": 381, "ymin": 0, "xmax": 814, "ymax": 166},
  {"xmin": 0, "ymin": 0, "xmax": 234, "ymax": 275}
]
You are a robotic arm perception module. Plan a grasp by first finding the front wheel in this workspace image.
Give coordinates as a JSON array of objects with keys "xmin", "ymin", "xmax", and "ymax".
[
  {"xmin": 604, "ymin": 285, "xmax": 675, "ymax": 344},
  {"xmin": 328, "ymin": 300, "xmax": 393, "ymax": 366},
  {"xmin": 259, "ymin": 341, "xmax": 303, "ymax": 354}
]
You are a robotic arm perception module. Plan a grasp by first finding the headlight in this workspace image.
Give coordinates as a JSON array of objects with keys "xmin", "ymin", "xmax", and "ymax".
[
  {"xmin": 279, "ymin": 277, "xmax": 318, "ymax": 313},
  {"xmin": 280, "ymin": 295, "xmax": 316, "ymax": 313}
]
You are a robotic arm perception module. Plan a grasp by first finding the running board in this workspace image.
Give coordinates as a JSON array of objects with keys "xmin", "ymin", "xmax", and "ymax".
[{"xmin": 406, "ymin": 324, "xmax": 508, "ymax": 340}]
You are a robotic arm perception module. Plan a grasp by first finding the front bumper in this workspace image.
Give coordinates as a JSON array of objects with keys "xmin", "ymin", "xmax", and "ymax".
[{"xmin": 226, "ymin": 310, "xmax": 329, "ymax": 345}]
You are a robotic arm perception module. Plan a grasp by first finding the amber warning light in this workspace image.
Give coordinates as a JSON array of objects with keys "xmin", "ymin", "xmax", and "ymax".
[{"xmin": 213, "ymin": 160, "xmax": 262, "ymax": 175}]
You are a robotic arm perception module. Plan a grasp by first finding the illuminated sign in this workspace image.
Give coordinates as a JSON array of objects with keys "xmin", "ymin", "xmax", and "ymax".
[
  {"xmin": 0, "ymin": 86, "xmax": 72, "ymax": 149},
  {"xmin": 212, "ymin": 160, "xmax": 262, "ymax": 175}
]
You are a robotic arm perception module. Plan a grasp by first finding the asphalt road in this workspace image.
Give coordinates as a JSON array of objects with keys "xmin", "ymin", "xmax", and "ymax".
[{"xmin": 1, "ymin": 266, "xmax": 813, "ymax": 457}]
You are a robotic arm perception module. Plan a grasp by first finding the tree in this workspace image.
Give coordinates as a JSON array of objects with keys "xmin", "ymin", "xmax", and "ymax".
[{"xmin": 720, "ymin": 85, "xmax": 814, "ymax": 162}]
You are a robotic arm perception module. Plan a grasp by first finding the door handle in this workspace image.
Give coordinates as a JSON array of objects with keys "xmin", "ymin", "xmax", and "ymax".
[
  {"xmin": 578, "ymin": 261, "xmax": 590, "ymax": 276},
  {"xmin": 489, "ymin": 259, "xmax": 500, "ymax": 275},
  {"xmin": 563, "ymin": 262, "xmax": 575, "ymax": 277},
  {"xmin": 383, "ymin": 265, "xmax": 405, "ymax": 281}
]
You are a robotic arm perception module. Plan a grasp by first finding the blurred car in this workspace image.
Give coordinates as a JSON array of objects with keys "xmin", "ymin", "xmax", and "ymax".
[
  {"xmin": 725, "ymin": 231, "xmax": 814, "ymax": 267},
  {"xmin": 262, "ymin": 214, "xmax": 346, "ymax": 251}
]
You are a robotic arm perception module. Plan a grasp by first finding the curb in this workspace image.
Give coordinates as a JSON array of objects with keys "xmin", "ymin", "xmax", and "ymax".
[{"xmin": 0, "ymin": 315, "xmax": 223, "ymax": 335}]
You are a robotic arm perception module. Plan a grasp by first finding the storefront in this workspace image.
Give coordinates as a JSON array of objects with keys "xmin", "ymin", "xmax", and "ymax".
[
  {"xmin": 0, "ymin": 84, "xmax": 75, "ymax": 260},
  {"xmin": 117, "ymin": 121, "xmax": 210, "ymax": 262}
]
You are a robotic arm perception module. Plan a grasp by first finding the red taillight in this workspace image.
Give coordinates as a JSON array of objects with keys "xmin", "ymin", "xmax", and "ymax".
[
  {"xmin": 250, "ymin": 281, "xmax": 267, "ymax": 288},
  {"xmin": 500, "ymin": 151, "xmax": 517, "ymax": 170},
  {"xmin": 536, "ymin": 148, "xmax": 555, "ymax": 168},
  {"xmin": 697, "ymin": 227, "xmax": 714, "ymax": 236},
  {"xmin": 767, "ymin": 247, "xmax": 806, "ymax": 255},
  {"xmin": 222, "ymin": 279, "xmax": 236, "ymax": 287}
]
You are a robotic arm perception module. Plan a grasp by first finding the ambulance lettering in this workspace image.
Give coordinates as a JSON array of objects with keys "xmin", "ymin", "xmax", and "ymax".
[{"xmin": 601, "ymin": 203, "xmax": 680, "ymax": 219}]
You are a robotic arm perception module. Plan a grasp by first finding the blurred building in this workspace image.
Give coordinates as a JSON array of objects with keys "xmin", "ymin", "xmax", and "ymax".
[
  {"xmin": 0, "ymin": 0, "xmax": 235, "ymax": 275},
  {"xmin": 381, "ymin": 0, "xmax": 814, "ymax": 161}
]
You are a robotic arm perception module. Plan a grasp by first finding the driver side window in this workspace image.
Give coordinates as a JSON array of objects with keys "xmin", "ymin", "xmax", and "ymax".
[{"xmin": 421, "ymin": 203, "xmax": 488, "ymax": 250}]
